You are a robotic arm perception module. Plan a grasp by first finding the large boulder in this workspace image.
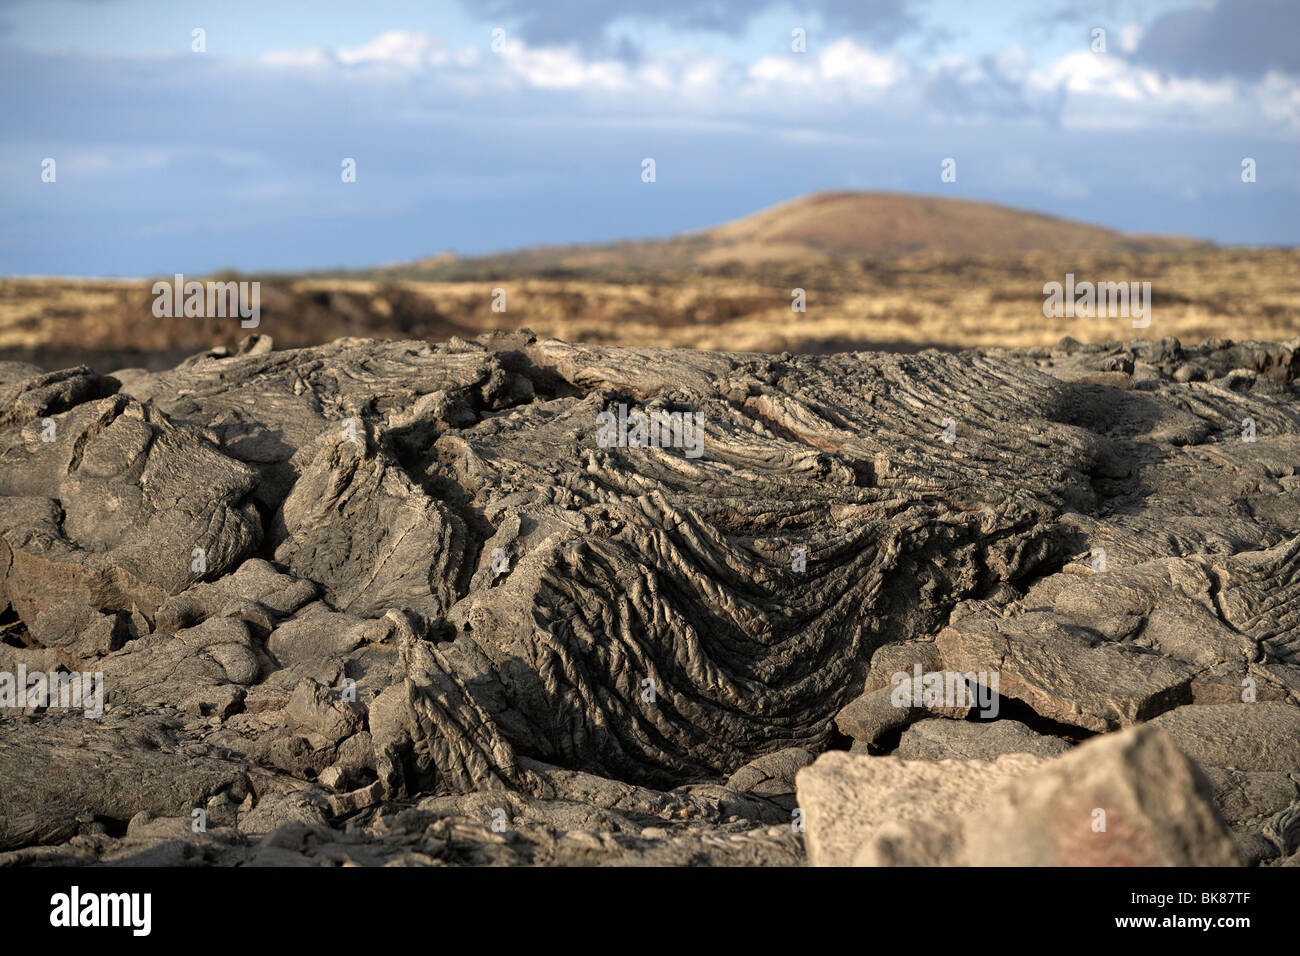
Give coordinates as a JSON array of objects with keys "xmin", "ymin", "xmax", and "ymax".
[{"xmin": 797, "ymin": 725, "xmax": 1240, "ymax": 866}]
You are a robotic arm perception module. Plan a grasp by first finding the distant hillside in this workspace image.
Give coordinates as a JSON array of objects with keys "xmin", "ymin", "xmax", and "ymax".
[
  {"xmin": 6, "ymin": 192, "xmax": 1273, "ymax": 376},
  {"xmin": 701, "ymin": 192, "xmax": 1207, "ymax": 259},
  {"xmin": 375, "ymin": 191, "xmax": 1211, "ymax": 280}
]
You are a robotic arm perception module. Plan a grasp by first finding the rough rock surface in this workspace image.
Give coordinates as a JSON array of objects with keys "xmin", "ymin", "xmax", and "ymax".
[
  {"xmin": 796, "ymin": 750, "xmax": 1046, "ymax": 865},
  {"xmin": 1, "ymin": 332, "xmax": 1298, "ymax": 865},
  {"xmin": 895, "ymin": 717, "xmax": 1072, "ymax": 761},
  {"xmin": 798, "ymin": 725, "xmax": 1240, "ymax": 866}
]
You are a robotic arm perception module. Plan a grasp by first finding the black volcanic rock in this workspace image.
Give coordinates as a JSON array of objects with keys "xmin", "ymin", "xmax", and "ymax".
[{"xmin": 0, "ymin": 331, "xmax": 1297, "ymax": 866}]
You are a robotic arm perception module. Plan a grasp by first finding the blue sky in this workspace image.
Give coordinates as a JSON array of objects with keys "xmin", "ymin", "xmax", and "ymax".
[{"xmin": 1, "ymin": 0, "xmax": 1297, "ymax": 276}]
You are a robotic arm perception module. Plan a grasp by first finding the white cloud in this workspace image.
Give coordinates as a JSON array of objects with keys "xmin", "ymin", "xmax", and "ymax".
[
  {"xmin": 1254, "ymin": 70, "xmax": 1300, "ymax": 127},
  {"xmin": 1118, "ymin": 24, "xmax": 1143, "ymax": 55},
  {"xmin": 1029, "ymin": 50, "xmax": 1135, "ymax": 97},
  {"xmin": 261, "ymin": 47, "xmax": 331, "ymax": 69},
  {"xmin": 499, "ymin": 41, "xmax": 632, "ymax": 90},
  {"xmin": 748, "ymin": 55, "xmax": 812, "ymax": 85},
  {"xmin": 338, "ymin": 30, "xmax": 441, "ymax": 69},
  {"xmin": 1023, "ymin": 48, "xmax": 1297, "ymax": 133},
  {"xmin": 249, "ymin": 30, "xmax": 1300, "ymax": 136},
  {"xmin": 819, "ymin": 38, "xmax": 907, "ymax": 88}
]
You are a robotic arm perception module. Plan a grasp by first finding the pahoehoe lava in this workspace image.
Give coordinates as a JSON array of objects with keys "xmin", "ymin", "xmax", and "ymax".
[{"xmin": 0, "ymin": 330, "xmax": 1297, "ymax": 865}]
